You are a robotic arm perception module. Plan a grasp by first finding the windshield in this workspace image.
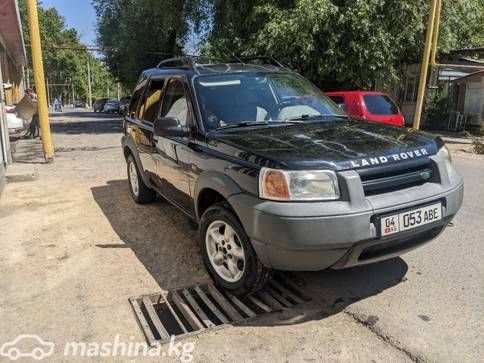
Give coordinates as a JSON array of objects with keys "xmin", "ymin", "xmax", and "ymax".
[{"xmin": 194, "ymin": 72, "xmax": 344, "ymax": 130}]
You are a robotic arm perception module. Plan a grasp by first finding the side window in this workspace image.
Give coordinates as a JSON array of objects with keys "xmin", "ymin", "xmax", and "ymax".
[
  {"xmin": 138, "ymin": 78, "xmax": 165, "ymax": 123},
  {"xmin": 328, "ymin": 95, "xmax": 344, "ymax": 105},
  {"xmin": 128, "ymin": 85, "xmax": 145, "ymax": 118},
  {"xmin": 404, "ymin": 76, "xmax": 419, "ymax": 103},
  {"xmin": 161, "ymin": 79, "xmax": 190, "ymax": 126}
]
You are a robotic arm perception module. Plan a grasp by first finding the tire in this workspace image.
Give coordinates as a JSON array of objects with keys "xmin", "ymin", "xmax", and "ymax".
[
  {"xmin": 127, "ymin": 155, "xmax": 156, "ymax": 204},
  {"xmin": 198, "ymin": 202, "xmax": 272, "ymax": 296}
]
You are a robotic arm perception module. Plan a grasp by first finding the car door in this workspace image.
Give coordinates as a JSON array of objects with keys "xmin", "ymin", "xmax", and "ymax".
[
  {"xmin": 131, "ymin": 77, "xmax": 166, "ymax": 179},
  {"xmin": 153, "ymin": 77, "xmax": 194, "ymax": 215}
]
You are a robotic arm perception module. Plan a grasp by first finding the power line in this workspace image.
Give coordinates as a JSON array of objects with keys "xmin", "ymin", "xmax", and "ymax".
[{"xmin": 25, "ymin": 43, "xmax": 177, "ymax": 56}]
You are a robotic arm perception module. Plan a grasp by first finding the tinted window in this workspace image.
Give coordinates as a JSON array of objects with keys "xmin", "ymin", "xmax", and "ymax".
[
  {"xmin": 137, "ymin": 79, "xmax": 165, "ymax": 123},
  {"xmin": 328, "ymin": 95, "xmax": 344, "ymax": 105},
  {"xmin": 128, "ymin": 86, "xmax": 145, "ymax": 118},
  {"xmin": 161, "ymin": 79, "xmax": 189, "ymax": 126},
  {"xmin": 363, "ymin": 94, "xmax": 399, "ymax": 115}
]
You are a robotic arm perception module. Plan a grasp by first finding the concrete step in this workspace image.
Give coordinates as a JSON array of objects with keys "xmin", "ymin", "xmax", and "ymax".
[{"xmin": 6, "ymin": 163, "xmax": 37, "ymax": 183}]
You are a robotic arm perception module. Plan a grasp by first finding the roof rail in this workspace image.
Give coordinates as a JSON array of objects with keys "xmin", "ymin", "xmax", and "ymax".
[
  {"xmin": 156, "ymin": 55, "xmax": 285, "ymax": 73},
  {"xmin": 232, "ymin": 56, "xmax": 284, "ymax": 67},
  {"xmin": 156, "ymin": 57, "xmax": 196, "ymax": 71}
]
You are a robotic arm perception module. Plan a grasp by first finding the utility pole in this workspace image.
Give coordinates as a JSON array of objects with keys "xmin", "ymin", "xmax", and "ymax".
[
  {"xmin": 87, "ymin": 61, "xmax": 92, "ymax": 108},
  {"xmin": 26, "ymin": 0, "xmax": 54, "ymax": 161},
  {"xmin": 22, "ymin": 66, "xmax": 26, "ymax": 90},
  {"xmin": 117, "ymin": 81, "xmax": 120, "ymax": 100},
  {"xmin": 413, "ymin": 0, "xmax": 439, "ymax": 130}
]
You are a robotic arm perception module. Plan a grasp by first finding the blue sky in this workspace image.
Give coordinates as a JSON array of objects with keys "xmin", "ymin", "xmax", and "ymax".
[
  {"xmin": 38, "ymin": 1, "xmax": 204, "ymax": 53},
  {"xmin": 40, "ymin": 0, "xmax": 97, "ymax": 45}
]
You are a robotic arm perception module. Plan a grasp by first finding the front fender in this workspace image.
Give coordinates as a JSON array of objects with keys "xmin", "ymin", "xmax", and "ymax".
[{"xmin": 194, "ymin": 170, "xmax": 243, "ymax": 221}]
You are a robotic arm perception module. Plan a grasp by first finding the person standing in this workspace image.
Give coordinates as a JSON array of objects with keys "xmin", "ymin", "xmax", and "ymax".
[{"xmin": 24, "ymin": 88, "xmax": 40, "ymax": 139}]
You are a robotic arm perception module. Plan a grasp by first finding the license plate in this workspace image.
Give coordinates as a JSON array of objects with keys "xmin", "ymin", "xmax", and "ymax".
[{"xmin": 380, "ymin": 202, "xmax": 442, "ymax": 237}]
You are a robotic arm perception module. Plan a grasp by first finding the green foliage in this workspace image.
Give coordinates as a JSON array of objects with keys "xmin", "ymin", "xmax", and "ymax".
[
  {"xmin": 204, "ymin": 0, "xmax": 484, "ymax": 90},
  {"xmin": 473, "ymin": 139, "xmax": 484, "ymax": 154},
  {"xmin": 19, "ymin": 1, "xmax": 118, "ymax": 101},
  {"xmin": 92, "ymin": 0, "xmax": 483, "ymax": 91},
  {"xmin": 479, "ymin": 124, "xmax": 484, "ymax": 137},
  {"xmin": 92, "ymin": 0, "xmax": 210, "ymax": 89},
  {"xmin": 421, "ymin": 89, "xmax": 449, "ymax": 130}
]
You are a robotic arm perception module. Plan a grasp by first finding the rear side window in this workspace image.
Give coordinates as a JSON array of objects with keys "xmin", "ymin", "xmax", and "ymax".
[
  {"xmin": 128, "ymin": 86, "xmax": 145, "ymax": 118},
  {"xmin": 328, "ymin": 95, "xmax": 344, "ymax": 105},
  {"xmin": 138, "ymin": 79, "xmax": 165, "ymax": 123},
  {"xmin": 363, "ymin": 94, "xmax": 399, "ymax": 115}
]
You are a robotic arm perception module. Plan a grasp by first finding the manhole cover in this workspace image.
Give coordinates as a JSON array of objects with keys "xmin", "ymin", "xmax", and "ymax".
[{"xmin": 130, "ymin": 273, "xmax": 311, "ymax": 346}]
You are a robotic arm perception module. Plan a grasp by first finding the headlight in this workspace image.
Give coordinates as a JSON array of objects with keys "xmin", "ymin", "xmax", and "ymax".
[
  {"xmin": 437, "ymin": 146, "xmax": 454, "ymax": 175},
  {"xmin": 259, "ymin": 168, "xmax": 340, "ymax": 201}
]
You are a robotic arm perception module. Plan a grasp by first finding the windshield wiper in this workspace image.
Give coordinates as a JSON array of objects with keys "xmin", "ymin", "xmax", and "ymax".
[
  {"xmin": 284, "ymin": 114, "xmax": 349, "ymax": 122},
  {"xmin": 216, "ymin": 120, "xmax": 303, "ymax": 130}
]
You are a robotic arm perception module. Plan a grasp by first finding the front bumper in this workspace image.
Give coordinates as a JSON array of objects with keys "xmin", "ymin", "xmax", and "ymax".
[{"xmin": 228, "ymin": 157, "xmax": 464, "ymax": 271}]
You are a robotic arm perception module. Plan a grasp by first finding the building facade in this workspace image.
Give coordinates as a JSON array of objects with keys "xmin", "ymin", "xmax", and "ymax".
[{"xmin": 0, "ymin": 0, "xmax": 26, "ymax": 192}]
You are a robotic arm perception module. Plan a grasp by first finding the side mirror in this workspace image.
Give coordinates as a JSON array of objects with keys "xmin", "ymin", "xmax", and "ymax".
[
  {"xmin": 337, "ymin": 103, "xmax": 348, "ymax": 113},
  {"xmin": 153, "ymin": 117, "xmax": 187, "ymax": 137}
]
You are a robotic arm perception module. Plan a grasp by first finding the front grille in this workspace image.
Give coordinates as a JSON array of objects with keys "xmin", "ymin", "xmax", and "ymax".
[{"xmin": 357, "ymin": 158, "xmax": 433, "ymax": 196}]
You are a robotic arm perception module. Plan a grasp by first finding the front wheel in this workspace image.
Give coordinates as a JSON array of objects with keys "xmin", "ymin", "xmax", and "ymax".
[
  {"xmin": 127, "ymin": 155, "xmax": 156, "ymax": 204},
  {"xmin": 198, "ymin": 202, "xmax": 272, "ymax": 296}
]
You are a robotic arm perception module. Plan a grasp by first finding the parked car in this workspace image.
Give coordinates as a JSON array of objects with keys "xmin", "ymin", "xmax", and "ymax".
[
  {"xmin": 103, "ymin": 99, "xmax": 120, "ymax": 113},
  {"xmin": 122, "ymin": 56, "xmax": 463, "ymax": 296},
  {"xmin": 119, "ymin": 96, "xmax": 130, "ymax": 115},
  {"xmin": 74, "ymin": 100, "xmax": 86, "ymax": 108},
  {"xmin": 93, "ymin": 98, "xmax": 109, "ymax": 112},
  {"xmin": 5, "ymin": 105, "xmax": 25, "ymax": 133},
  {"xmin": 325, "ymin": 91, "xmax": 405, "ymax": 127}
]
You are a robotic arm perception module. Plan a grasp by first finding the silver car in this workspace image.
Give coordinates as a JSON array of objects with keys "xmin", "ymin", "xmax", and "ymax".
[{"xmin": 103, "ymin": 100, "xmax": 120, "ymax": 113}]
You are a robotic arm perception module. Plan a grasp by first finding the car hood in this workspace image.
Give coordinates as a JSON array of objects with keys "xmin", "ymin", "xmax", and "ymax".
[{"xmin": 207, "ymin": 119, "xmax": 442, "ymax": 170}]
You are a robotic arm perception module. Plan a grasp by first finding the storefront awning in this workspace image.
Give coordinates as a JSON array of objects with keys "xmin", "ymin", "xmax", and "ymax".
[{"xmin": 0, "ymin": 0, "xmax": 27, "ymax": 66}]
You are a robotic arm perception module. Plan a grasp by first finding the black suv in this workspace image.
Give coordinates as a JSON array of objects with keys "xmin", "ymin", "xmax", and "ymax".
[{"xmin": 122, "ymin": 56, "xmax": 463, "ymax": 296}]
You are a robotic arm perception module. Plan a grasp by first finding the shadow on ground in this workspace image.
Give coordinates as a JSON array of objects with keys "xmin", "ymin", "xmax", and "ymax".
[
  {"xmin": 50, "ymin": 110, "xmax": 122, "ymax": 119},
  {"xmin": 92, "ymin": 179, "xmax": 408, "ymax": 327},
  {"xmin": 49, "ymin": 111, "xmax": 124, "ymax": 135},
  {"xmin": 51, "ymin": 119, "xmax": 123, "ymax": 135}
]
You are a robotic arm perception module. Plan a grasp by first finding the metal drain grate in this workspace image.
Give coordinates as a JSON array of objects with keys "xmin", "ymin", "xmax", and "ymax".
[{"xmin": 129, "ymin": 273, "xmax": 311, "ymax": 346}]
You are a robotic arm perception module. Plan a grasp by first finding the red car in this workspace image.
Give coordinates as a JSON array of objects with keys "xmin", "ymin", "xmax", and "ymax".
[{"xmin": 324, "ymin": 91, "xmax": 405, "ymax": 127}]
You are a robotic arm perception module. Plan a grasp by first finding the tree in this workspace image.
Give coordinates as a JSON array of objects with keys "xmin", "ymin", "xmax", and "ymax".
[
  {"xmin": 92, "ymin": 0, "xmax": 209, "ymax": 88},
  {"xmin": 19, "ymin": 1, "xmax": 118, "ymax": 102},
  {"xmin": 203, "ymin": 0, "xmax": 484, "ymax": 90}
]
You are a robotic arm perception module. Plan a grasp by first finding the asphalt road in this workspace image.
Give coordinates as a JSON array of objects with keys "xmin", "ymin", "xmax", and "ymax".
[{"xmin": 1, "ymin": 109, "xmax": 482, "ymax": 362}]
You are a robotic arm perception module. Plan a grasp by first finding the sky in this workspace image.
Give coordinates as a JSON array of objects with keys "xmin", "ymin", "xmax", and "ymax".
[
  {"xmin": 40, "ymin": 0, "xmax": 97, "ymax": 46},
  {"xmin": 38, "ymin": 0, "xmax": 203, "ymax": 54}
]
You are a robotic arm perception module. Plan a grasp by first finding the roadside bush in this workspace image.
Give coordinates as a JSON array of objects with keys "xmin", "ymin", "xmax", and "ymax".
[
  {"xmin": 422, "ymin": 90, "xmax": 448, "ymax": 130},
  {"xmin": 473, "ymin": 139, "xmax": 484, "ymax": 154}
]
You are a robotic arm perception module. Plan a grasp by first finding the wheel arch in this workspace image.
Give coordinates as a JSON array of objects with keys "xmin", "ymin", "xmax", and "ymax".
[
  {"xmin": 194, "ymin": 171, "xmax": 243, "ymax": 222},
  {"xmin": 122, "ymin": 135, "xmax": 152, "ymax": 188}
]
